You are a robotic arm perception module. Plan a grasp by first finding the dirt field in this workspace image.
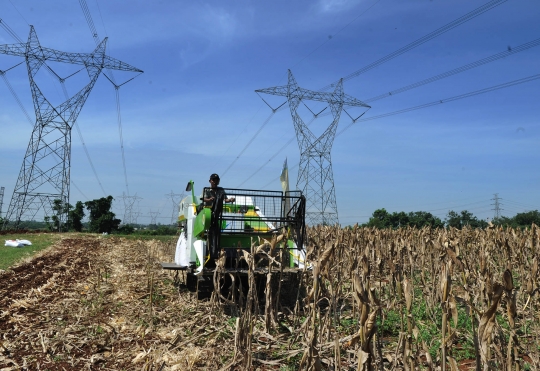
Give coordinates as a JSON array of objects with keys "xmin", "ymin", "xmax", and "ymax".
[
  {"xmin": 0, "ymin": 235, "xmax": 238, "ymax": 370},
  {"xmin": 2, "ymin": 227, "xmax": 539, "ymax": 371}
]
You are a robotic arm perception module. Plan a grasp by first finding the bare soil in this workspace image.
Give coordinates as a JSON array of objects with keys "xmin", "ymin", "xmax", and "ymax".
[{"xmin": 0, "ymin": 235, "xmax": 234, "ymax": 370}]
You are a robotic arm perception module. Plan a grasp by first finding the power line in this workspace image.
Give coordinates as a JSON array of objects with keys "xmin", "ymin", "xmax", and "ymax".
[
  {"xmin": 78, "ymin": 0, "xmax": 141, "ymax": 197},
  {"xmin": 503, "ymin": 199, "xmax": 539, "ymax": 210},
  {"xmin": 290, "ymin": 0, "xmax": 383, "ymax": 71},
  {"xmin": 227, "ymin": 12, "xmax": 540, "ymax": 187},
  {"xmin": 70, "ymin": 181, "xmax": 89, "ymax": 201},
  {"xmin": 221, "ymin": 111, "xmax": 276, "ymax": 176},
  {"xmin": 220, "ymin": 0, "xmax": 383, "ymax": 176},
  {"xmin": 337, "ymin": 73, "xmax": 540, "ymax": 136},
  {"xmin": 364, "ymin": 37, "xmax": 540, "ymax": 103},
  {"xmin": 0, "ymin": 18, "xmax": 23, "ymax": 42},
  {"xmin": 235, "ymin": 117, "xmax": 318, "ymax": 188},
  {"xmin": 319, "ymin": 0, "xmax": 509, "ymax": 91},
  {"xmin": 230, "ymin": 33, "xmax": 539, "ymax": 185},
  {"xmin": 254, "ymin": 73, "xmax": 540, "ymax": 190},
  {"xmin": 6, "ymin": 1, "xmax": 29, "ymax": 26}
]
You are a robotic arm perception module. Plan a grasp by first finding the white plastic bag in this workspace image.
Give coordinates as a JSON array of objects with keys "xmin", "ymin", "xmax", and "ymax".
[
  {"xmin": 16, "ymin": 239, "xmax": 32, "ymax": 246},
  {"xmin": 5, "ymin": 240, "xmax": 24, "ymax": 247}
]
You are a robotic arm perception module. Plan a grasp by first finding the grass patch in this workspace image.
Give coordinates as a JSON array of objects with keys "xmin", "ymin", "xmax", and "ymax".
[{"xmin": 0, "ymin": 233, "xmax": 62, "ymax": 269}]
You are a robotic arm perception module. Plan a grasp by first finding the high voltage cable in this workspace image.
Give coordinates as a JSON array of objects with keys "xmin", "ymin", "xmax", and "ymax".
[
  {"xmin": 238, "ymin": 38, "xmax": 539, "ymax": 186},
  {"xmin": 290, "ymin": 0, "xmax": 382, "ymax": 71},
  {"xmin": 93, "ymin": 0, "xmax": 109, "ymax": 36},
  {"xmin": 257, "ymin": 73, "xmax": 540, "ymax": 189},
  {"xmin": 78, "ymin": 0, "xmax": 134, "ymax": 197},
  {"xmin": 285, "ymin": 36, "xmax": 539, "ymax": 123},
  {"xmin": 73, "ymin": 122, "xmax": 107, "ymax": 195},
  {"xmin": 504, "ymin": 199, "xmax": 539, "ymax": 209},
  {"xmin": 236, "ymin": 136, "xmax": 296, "ymax": 188},
  {"xmin": 50, "ymin": 51, "xmax": 108, "ymax": 197},
  {"xmin": 0, "ymin": 63, "xmax": 33, "ymax": 124},
  {"xmin": 6, "ymin": 1, "xmax": 29, "ymax": 26},
  {"xmin": 422, "ymin": 199, "xmax": 489, "ymax": 213},
  {"xmin": 235, "ymin": 116, "xmax": 317, "ymax": 188},
  {"xmin": 319, "ymin": 0, "xmax": 508, "ymax": 91},
  {"xmin": 229, "ymin": 2, "xmax": 512, "ymax": 183},
  {"xmin": 0, "ymin": 18, "xmax": 23, "ymax": 42},
  {"xmin": 79, "ymin": 0, "xmax": 99, "ymax": 43},
  {"xmin": 364, "ymin": 37, "xmax": 540, "ymax": 103},
  {"xmin": 337, "ymin": 73, "xmax": 540, "ymax": 136},
  {"xmin": 115, "ymin": 87, "xmax": 130, "ymax": 196},
  {"xmin": 221, "ymin": 111, "xmax": 276, "ymax": 177},
  {"xmin": 70, "ymin": 181, "xmax": 89, "ymax": 201},
  {"xmin": 221, "ymin": 1, "xmax": 382, "ymax": 176}
]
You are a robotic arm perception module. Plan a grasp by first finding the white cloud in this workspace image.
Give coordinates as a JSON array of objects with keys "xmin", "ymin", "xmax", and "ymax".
[{"xmin": 317, "ymin": 0, "xmax": 361, "ymax": 13}]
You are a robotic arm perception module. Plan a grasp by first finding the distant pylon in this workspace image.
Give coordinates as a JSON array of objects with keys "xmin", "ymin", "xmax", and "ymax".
[
  {"xmin": 256, "ymin": 70, "xmax": 370, "ymax": 226},
  {"xmin": 491, "ymin": 193, "xmax": 503, "ymax": 219},
  {"xmin": 148, "ymin": 210, "xmax": 160, "ymax": 225},
  {"xmin": 0, "ymin": 26, "xmax": 142, "ymax": 230},
  {"xmin": 0, "ymin": 187, "xmax": 5, "ymax": 218},
  {"xmin": 132, "ymin": 211, "xmax": 142, "ymax": 225},
  {"xmin": 117, "ymin": 193, "xmax": 142, "ymax": 225},
  {"xmin": 165, "ymin": 191, "xmax": 184, "ymax": 225}
]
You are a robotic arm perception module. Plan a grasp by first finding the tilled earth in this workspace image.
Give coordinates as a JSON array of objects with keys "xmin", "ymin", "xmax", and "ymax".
[{"xmin": 0, "ymin": 235, "xmax": 234, "ymax": 370}]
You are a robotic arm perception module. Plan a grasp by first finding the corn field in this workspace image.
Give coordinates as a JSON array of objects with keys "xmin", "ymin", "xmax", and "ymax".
[{"xmin": 0, "ymin": 225, "xmax": 539, "ymax": 370}]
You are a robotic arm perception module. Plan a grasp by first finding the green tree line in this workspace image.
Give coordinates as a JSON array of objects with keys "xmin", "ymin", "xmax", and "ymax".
[{"xmin": 362, "ymin": 208, "xmax": 540, "ymax": 229}]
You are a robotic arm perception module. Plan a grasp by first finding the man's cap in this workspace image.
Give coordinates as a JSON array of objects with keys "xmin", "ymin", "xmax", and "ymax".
[{"xmin": 210, "ymin": 173, "xmax": 220, "ymax": 180}]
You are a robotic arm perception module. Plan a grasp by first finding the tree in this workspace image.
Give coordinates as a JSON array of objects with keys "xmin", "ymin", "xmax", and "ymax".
[
  {"xmin": 69, "ymin": 201, "xmax": 85, "ymax": 232},
  {"xmin": 84, "ymin": 196, "xmax": 121, "ymax": 233},
  {"xmin": 408, "ymin": 211, "xmax": 444, "ymax": 228},
  {"xmin": 365, "ymin": 208, "xmax": 393, "ymax": 228},
  {"xmin": 50, "ymin": 199, "xmax": 73, "ymax": 231},
  {"xmin": 445, "ymin": 210, "xmax": 488, "ymax": 229},
  {"xmin": 365, "ymin": 208, "xmax": 443, "ymax": 229},
  {"xmin": 494, "ymin": 210, "xmax": 540, "ymax": 229},
  {"xmin": 514, "ymin": 210, "xmax": 540, "ymax": 227}
]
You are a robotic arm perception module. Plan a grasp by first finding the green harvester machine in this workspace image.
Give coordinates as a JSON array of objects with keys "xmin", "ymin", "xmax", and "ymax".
[{"xmin": 161, "ymin": 181, "xmax": 307, "ymax": 300}]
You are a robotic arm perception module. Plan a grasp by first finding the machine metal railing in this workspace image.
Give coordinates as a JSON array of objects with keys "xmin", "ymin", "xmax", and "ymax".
[{"xmin": 201, "ymin": 187, "xmax": 306, "ymax": 258}]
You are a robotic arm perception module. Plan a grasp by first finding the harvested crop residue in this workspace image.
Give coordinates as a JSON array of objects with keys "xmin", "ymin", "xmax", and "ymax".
[{"xmin": 0, "ymin": 236, "xmax": 231, "ymax": 370}]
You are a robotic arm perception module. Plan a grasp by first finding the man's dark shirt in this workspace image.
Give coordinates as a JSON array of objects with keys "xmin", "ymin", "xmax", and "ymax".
[{"xmin": 203, "ymin": 187, "xmax": 228, "ymax": 207}]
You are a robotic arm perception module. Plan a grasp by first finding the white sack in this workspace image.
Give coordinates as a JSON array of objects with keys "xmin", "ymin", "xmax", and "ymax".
[
  {"xmin": 5, "ymin": 240, "xmax": 24, "ymax": 247},
  {"xmin": 175, "ymin": 232, "xmax": 191, "ymax": 268}
]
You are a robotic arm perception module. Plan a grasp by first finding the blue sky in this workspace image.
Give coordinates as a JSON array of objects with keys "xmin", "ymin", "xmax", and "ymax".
[{"xmin": 1, "ymin": 0, "xmax": 539, "ymax": 226}]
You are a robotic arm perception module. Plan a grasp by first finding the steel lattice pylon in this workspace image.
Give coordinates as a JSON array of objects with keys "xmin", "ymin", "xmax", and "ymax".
[
  {"xmin": 256, "ymin": 70, "xmax": 370, "ymax": 226},
  {"xmin": 1, "ymin": 26, "xmax": 142, "ymax": 229}
]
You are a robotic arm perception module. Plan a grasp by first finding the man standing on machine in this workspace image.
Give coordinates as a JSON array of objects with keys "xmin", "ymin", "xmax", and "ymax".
[{"xmin": 202, "ymin": 173, "xmax": 235, "ymax": 207}]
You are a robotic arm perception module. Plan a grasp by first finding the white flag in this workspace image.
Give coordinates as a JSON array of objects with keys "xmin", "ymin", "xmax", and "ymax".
[{"xmin": 280, "ymin": 158, "xmax": 289, "ymax": 194}]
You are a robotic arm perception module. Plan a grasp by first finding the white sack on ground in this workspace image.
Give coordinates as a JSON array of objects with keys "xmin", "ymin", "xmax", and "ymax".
[{"xmin": 5, "ymin": 240, "xmax": 24, "ymax": 247}]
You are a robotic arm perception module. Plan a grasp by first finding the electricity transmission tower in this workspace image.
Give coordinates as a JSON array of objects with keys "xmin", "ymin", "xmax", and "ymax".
[
  {"xmin": 0, "ymin": 187, "xmax": 4, "ymax": 218},
  {"xmin": 148, "ymin": 210, "xmax": 160, "ymax": 225},
  {"xmin": 165, "ymin": 191, "xmax": 184, "ymax": 225},
  {"xmin": 118, "ymin": 193, "xmax": 142, "ymax": 225},
  {"xmin": 256, "ymin": 70, "xmax": 370, "ymax": 226},
  {"xmin": 491, "ymin": 193, "xmax": 503, "ymax": 219},
  {"xmin": 0, "ymin": 26, "xmax": 142, "ymax": 230}
]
